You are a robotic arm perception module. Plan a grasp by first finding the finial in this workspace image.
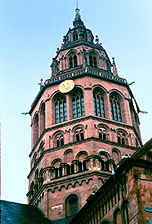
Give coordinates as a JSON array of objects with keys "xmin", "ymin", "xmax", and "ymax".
[
  {"xmin": 112, "ymin": 57, "xmax": 115, "ymax": 65},
  {"xmin": 38, "ymin": 79, "xmax": 44, "ymax": 90},
  {"xmin": 112, "ymin": 57, "xmax": 118, "ymax": 76},
  {"xmin": 95, "ymin": 35, "xmax": 99, "ymax": 44}
]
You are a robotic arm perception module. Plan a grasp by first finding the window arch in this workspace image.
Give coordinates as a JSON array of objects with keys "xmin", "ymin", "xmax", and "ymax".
[
  {"xmin": 65, "ymin": 194, "xmax": 79, "ymax": 217},
  {"xmin": 99, "ymin": 151, "xmax": 110, "ymax": 161},
  {"xmin": 89, "ymin": 53, "xmax": 97, "ymax": 67},
  {"xmin": 75, "ymin": 150, "xmax": 88, "ymax": 161},
  {"xmin": 40, "ymin": 102, "xmax": 45, "ymax": 135},
  {"xmin": 55, "ymin": 95, "xmax": 67, "ymax": 123},
  {"xmin": 33, "ymin": 113, "xmax": 39, "ymax": 145},
  {"xmin": 110, "ymin": 94, "xmax": 122, "ymax": 122},
  {"xmin": 72, "ymin": 89, "xmax": 85, "ymax": 118},
  {"xmin": 93, "ymin": 89, "xmax": 105, "ymax": 117}
]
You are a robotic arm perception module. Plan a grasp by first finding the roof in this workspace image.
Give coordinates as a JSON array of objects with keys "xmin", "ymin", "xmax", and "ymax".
[
  {"xmin": 51, "ymin": 217, "xmax": 73, "ymax": 224},
  {"xmin": 1, "ymin": 200, "xmax": 52, "ymax": 224}
]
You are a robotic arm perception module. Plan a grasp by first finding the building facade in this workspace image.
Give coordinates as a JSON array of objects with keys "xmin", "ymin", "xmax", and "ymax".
[
  {"xmin": 70, "ymin": 139, "xmax": 152, "ymax": 224},
  {"xmin": 27, "ymin": 9, "xmax": 142, "ymax": 222}
]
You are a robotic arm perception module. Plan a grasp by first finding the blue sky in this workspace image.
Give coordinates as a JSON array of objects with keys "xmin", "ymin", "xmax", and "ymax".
[{"xmin": 1, "ymin": 0, "xmax": 152, "ymax": 203}]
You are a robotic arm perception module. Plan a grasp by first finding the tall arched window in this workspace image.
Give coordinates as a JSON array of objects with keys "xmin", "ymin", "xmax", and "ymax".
[
  {"xmin": 72, "ymin": 91, "xmax": 85, "ymax": 118},
  {"xmin": 93, "ymin": 90, "xmax": 105, "ymax": 117},
  {"xmin": 66, "ymin": 195, "xmax": 78, "ymax": 217},
  {"xmin": 69, "ymin": 55, "xmax": 77, "ymax": 68},
  {"xmin": 40, "ymin": 102, "xmax": 45, "ymax": 135},
  {"xmin": 110, "ymin": 95, "xmax": 122, "ymax": 122},
  {"xmin": 55, "ymin": 96, "xmax": 67, "ymax": 123},
  {"xmin": 33, "ymin": 113, "xmax": 39, "ymax": 145},
  {"xmin": 89, "ymin": 54, "xmax": 97, "ymax": 67}
]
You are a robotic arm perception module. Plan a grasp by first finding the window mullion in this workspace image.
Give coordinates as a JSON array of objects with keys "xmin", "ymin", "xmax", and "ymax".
[{"xmin": 99, "ymin": 95, "xmax": 102, "ymax": 116}]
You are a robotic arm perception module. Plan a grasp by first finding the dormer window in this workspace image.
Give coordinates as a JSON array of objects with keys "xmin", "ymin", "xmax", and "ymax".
[
  {"xmin": 69, "ymin": 55, "xmax": 77, "ymax": 68},
  {"xmin": 73, "ymin": 32, "xmax": 78, "ymax": 41},
  {"xmin": 89, "ymin": 54, "xmax": 97, "ymax": 67}
]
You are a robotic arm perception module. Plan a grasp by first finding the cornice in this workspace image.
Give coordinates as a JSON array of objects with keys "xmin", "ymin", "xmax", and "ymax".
[
  {"xmin": 29, "ymin": 68, "xmax": 128, "ymax": 114},
  {"xmin": 28, "ymin": 170, "xmax": 110, "ymax": 204}
]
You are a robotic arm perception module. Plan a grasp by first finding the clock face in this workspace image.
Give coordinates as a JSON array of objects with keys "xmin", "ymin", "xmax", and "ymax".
[{"xmin": 59, "ymin": 80, "xmax": 75, "ymax": 93}]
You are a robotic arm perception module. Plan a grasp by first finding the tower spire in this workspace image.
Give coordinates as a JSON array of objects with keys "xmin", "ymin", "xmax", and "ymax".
[{"xmin": 73, "ymin": 7, "xmax": 85, "ymax": 28}]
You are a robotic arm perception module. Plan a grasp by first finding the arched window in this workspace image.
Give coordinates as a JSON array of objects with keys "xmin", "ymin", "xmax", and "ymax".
[
  {"xmin": 110, "ymin": 95, "xmax": 122, "ymax": 122},
  {"xmin": 75, "ymin": 130, "xmax": 84, "ymax": 141},
  {"xmin": 69, "ymin": 55, "xmax": 77, "ymax": 68},
  {"xmin": 72, "ymin": 91, "xmax": 85, "ymax": 118},
  {"xmin": 69, "ymin": 56, "xmax": 73, "ymax": 68},
  {"xmin": 89, "ymin": 54, "xmax": 97, "ymax": 67},
  {"xmin": 53, "ymin": 132, "xmax": 64, "ymax": 147},
  {"xmin": 32, "ymin": 152, "xmax": 38, "ymax": 168},
  {"xmin": 51, "ymin": 158, "xmax": 62, "ymax": 178},
  {"xmin": 99, "ymin": 129, "xmax": 107, "ymax": 140},
  {"xmin": 117, "ymin": 131, "xmax": 127, "ymax": 145},
  {"xmin": 65, "ymin": 195, "xmax": 78, "ymax": 217},
  {"xmin": 33, "ymin": 113, "xmax": 39, "ymax": 145},
  {"xmin": 112, "ymin": 148, "xmax": 120, "ymax": 164},
  {"xmin": 40, "ymin": 102, "xmax": 45, "ymax": 135},
  {"xmin": 55, "ymin": 96, "xmax": 67, "ymax": 123},
  {"xmin": 93, "ymin": 90, "xmax": 105, "ymax": 117},
  {"xmin": 64, "ymin": 149, "xmax": 73, "ymax": 163},
  {"xmin": 114, "ymin": 208, "xmax": 122, "ymax": 224}
]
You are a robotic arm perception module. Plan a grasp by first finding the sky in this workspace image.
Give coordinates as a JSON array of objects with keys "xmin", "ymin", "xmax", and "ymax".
[{"xmin": 1, "ymin": 0, "xmax": 152, "ymax": 204}]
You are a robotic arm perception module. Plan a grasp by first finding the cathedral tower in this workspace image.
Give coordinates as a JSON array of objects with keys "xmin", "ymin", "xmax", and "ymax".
[{"xmin": 27, "ymin": 9, "xmax": 141, "ymax": 222}]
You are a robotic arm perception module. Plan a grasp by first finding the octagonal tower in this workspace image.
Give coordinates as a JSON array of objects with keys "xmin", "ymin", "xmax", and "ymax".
[{"xmin": 27, "ymin": 9, "xmax": 141, "ymax": 222}]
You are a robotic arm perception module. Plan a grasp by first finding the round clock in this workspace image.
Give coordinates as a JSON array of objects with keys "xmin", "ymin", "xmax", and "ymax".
[{"xmin": 59, "ymin": 79, "xmax": 75, "ymax": 93}]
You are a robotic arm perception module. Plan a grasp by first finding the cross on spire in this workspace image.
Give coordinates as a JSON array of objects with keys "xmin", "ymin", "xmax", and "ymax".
[{"xmin": 76, "ymin": 0, "xmax": 78, "ymax": 9}]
